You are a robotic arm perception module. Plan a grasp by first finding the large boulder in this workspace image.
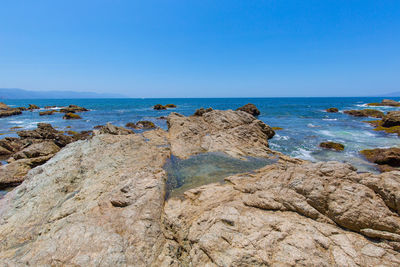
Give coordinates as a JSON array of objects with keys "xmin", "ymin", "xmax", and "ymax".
[
  {"xmin": 236, "ymin": 103, "xmax": 261, "ymax": 116},
  {"xmin": 344, "ymin": 109, "xmax": 384, "ymax": 118},
  {"xmin": 0, "ymin": 131, "xmax": 170, "ymax": 265},
  {"xmin": 382, "ymin": 111, "xmax": 400, "ymax": 127},
  {"xmin": 167, "ymin": 110, "xmax": 275, "ymax": 159},
  {"xmin": 361, "ymin": 147, "xmax": 400, "ymax": 172},
  {"xmin": 158, "ymin": 161, "xmax": 400, "ymax": 266}
]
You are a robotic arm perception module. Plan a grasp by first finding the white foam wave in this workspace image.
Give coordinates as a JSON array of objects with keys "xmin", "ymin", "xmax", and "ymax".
[
  {"xmin": 307, "ymin": 123, "xmax": 319, "ymax": 128},
  {"xmin": 273, "ymin": 134, "xmax": 289, "ymax": 141},
  {"xmin": 322, "ymin": 119, "xmax": 337, "ymax": 121},
  {"xmin": 319, "ymin": 130, "xmax": 335, "ymax": 137},
  {"xmin": 293, "ymin": 148, "xmax": 315, "ymax": 161}
]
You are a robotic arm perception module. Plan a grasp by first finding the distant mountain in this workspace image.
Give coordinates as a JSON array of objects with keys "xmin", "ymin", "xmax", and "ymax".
[
  {"xmin": 0, "ymin": 88, "xmax": 126, "ymax": 99},
  {"xmin": 379, "ymin": 91, "xmax": 400, "ymax": 97}
]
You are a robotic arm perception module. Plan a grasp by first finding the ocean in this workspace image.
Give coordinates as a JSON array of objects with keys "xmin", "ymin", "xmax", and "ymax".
[{"xmin": 1, "ymin": 97, "xmax": 400, "ymax": 173}]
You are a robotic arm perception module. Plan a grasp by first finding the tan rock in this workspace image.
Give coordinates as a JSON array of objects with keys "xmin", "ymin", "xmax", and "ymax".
[
  {"xmin": 167, "ymin": 110, "xmax": 275, "ymax": 159},
  {"xmin": 0, "ymin": 131, "xmax": 170, "ymax": 266},
  {"xmin": 13, "ymin": 141, "xmax": 60, "ymax": 160}
]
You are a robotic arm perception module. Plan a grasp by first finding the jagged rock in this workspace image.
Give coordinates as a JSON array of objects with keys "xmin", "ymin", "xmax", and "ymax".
[
  {"xmin": 60, "ymin": 105, "xmax": 89, "ymax": 113},
  {"xmin": 326, "ymin": 107, "xmax": 339, "ymax": 113},
  {"xmin": 368, "ymin": 99, "xmax": 400, "ymax": 107},
  {"xmin": 17, "ymin": 123, "xmax": 75, "ymax": 147},
  {"xmin": 153, "ymin": 104, "xmax": 167, "ymax": 110},
  {"xmin": 27, "ymin": 104, "xmax": 40, "ymax": 110},
  {"xmin": 382, "ymin": 111, "xmax": 400, "ymax": 127},
  {"xmin": 63, "ymin": 113, "xmax": 81, "ymax": 120},
  {"xmin": 95, "ymin": 123, "xmax": 134, "ymax": 135},
  {"xmin": 193, "ymin": 107, "xmax": 213, "ymax": 116},
  {"xmin": 0, "ymin": 155, "xmax": 53, "ymax": 188},
  {"xmin": 13, "ymin": 141, "xmax": 60, "ymax": 160},
  {"xmin": 344, "ymin": 109, "xmax": 384, "ymax": 118},
  {"xmin": 0, "ymin": 131, "xmax": 170, "ymax": 265},
  {"xmin": 236, "ymin": 103, "xmax": 260, "ymax": 116},
  {"xmin": 167, "ymin": 110, "xmax": 275, "ymax": 159},
  {"xmin": 0, "ymin": 109, "xmax": 22, "ymax": 118},
  {"xmin": 320, "ymin": 141, "xmax": 345, "ymax": 151},
  {"xmin": 158, "ymin": 161, "xmax": 400, "ymax": 266},
  {"xmin": 39, "ymin": 110, "xmax": 56, "ymax": 116},
  {"xmin": 361, "ymin": 147, "xmax": 400, "ymax": 172}
]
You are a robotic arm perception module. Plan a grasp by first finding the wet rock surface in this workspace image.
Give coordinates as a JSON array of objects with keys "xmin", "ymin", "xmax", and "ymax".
[
  {"xmin": 361, "ymin": 147, "xmax": 400, "ymax": 172},
  {"xmin": 319, "ymin": 141, "xmax": 345, "ymax": 151},
  {"xmin": 326, "ymin": 107, "xmax": 339, "ymax": 113}
]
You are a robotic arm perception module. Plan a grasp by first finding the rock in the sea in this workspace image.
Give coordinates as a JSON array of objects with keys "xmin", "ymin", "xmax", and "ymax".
[
  {"xmin": 326, "ymin": 107, "xmax": 339, "ymax": 113},
  {"xmin": 167, "ymin": 109, "xmax": 275, "ymax": 159},
  {"xmin": 361, "ymin": 147, "xmax": 400, "ymax": 172},
  {"xmin": 63, "ymin": 113, "xmax": 82, "ymax": 120},
  {"xmin": 320, "ymin": 141, "xmax": 345, "ymax": 151},
  {"xmin": 153, "ymin": 104, "xmax": 167, "ymax": 110},
  {"xmin": 344, "ymin": 109, "xmax": 384, "ymax": 118},
  {"xmin": 0, "ymin": 131, "xmax": 170, "ymax": 265},
  {"xmin": 0, "ymin": 108, "xmax": 22, "ymax": 118},
  {"xmin": 17, "ymin": 123, "xmax": 75, "ymax": 147},
  {"xmin": 27, "ymin": 104, "xmax": 40, "ymax": 110},
  {"xmin": 157, "ymin": 161, "xmax": 400, "ymax": 266},
  {"xmin": 368, "ymin": 99, "xmax": 400, "ymax": 107},
  {"xmin": 39, "ymin": 110, "xmax": 56, "ymax": 116},
  {"xmin": 0, "ymin": 102, "xmax": 10, "ymax": 110},
  {"xmin": 60, "ymin": 105, "xmax": 89, "ymax": 113},
  {"xmin": 165, "ymin": 104, "xmax": 177, "ymax": 108},
  {"xmin": 382, "ymin": 111, "xmax": 400, "ymax": 127},
  {"xmin": 193, "ymin": 107, "xmax": 213, "ymax": 116},
  {"xmin": 236, "ymin": 103, "xmax": 261, "ymax": 116},
  {"xmin": 96, "ymin": 123, "xmax": 134, "ymax": 135}
]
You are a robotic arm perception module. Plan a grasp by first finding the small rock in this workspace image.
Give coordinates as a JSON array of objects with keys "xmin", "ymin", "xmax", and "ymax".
[
  {"xmin": 63, "ymin": 113, "xmax": 82, "ymax": 120},
  {"xmin": 344, "ymin": 109, "xmax": 384, "ymax": 118},
  {"xmin": 39, "ymin": 110, "xmax": 56, "ymax": 116},
  {"xmin": 165, "ymin": 104, "xmax": 177, "ymax": 108},
  {"xmin": 27, "ymin": 104, "xmax": 40, "ymax": 110},
  {"xmin": 236, "ymin": 103, "xmax": 260, "ymax": 116},
  {"xmin": 153, "ymin": 104, "xmax": 167, "ymax": 110},
  {"xmin": 320, "ymin": 142, "xmax": 345, "ymax": 151},
  {"xmin": 326, "ymin": 107, "xmax": 339, "ymax": 113}
]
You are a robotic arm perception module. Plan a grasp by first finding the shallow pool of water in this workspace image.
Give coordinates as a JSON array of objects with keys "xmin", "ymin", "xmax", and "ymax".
[{"xmin": 164, "ymin": 152, "xmax": 278, "ymax": 198}]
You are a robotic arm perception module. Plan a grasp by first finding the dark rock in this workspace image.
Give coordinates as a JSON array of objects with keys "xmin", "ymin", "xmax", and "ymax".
[
  {"xmin": 343, "ymin": 109, "xmax": 384, "ymax": 118},
  {"xmin": 0, "ymin": 109, "xmax": 22, "ymax": 118},
  {"xmin": 165, "ymin": 104, "xmax": 177, "ymax": 108},
  {"xmin": 157, "ymin": 116, "xmax": 167, "ymax": 120},
  {"xmin": 39, "ymin": 110, "xmax": 56, "ymax": 116},
  {"xmin": 236, "ymin": 103, "xmax": 260, "ymax": 116},
  {"xmin": 125, "ymin": 122, "xmax": 136, "ymax": 129},
  {"xmin": 361, "ymin": 147, "xmax": 400, "ymax": 172},
  {"xmin": 326, "ymin": 108, "xmax": 339, "ymax": 113},
  {"xmin": 60, "ymin": 105, "xmax": 89, "ymax": 113},
  {"xmin": 136, "ymin": 121, "xmax": 156, "ymax": 129},
  {"xmin": 320, "ymin": 142, "xmax": 345, "ymax": 151},
  {"xmin": 27, "ymin": 104, "xmax": 40, "ymax": 110},
  {"xmin": 382, "ymin": 111, "xmax": 400, "ymax": 127},
  {"xmin": 63, "ymin": 113, "xmax": 82, "ymax": 120},
  {"xmin": 44, "ymin": 106, "xmax": 57, "ymax": 109},
  {"xmin": 193, "ymin": 107, "xmax": 213, "ymax": 116},
  {"xmin": 153, "ymin": 104, "xmax": 167, "ymax": 110}
]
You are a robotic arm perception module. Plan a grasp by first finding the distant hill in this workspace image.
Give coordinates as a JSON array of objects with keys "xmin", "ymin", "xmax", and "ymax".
[
  {"xmin": 379, "ymin": 91, "xmax": 400, "ymax": 97},
  {"xmin": 0, "ymin": 88, "xmax": 126, "ymax": 99}
]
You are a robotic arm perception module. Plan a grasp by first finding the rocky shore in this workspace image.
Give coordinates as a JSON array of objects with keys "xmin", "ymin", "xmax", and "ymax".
[{"xmin": 0, "ymin": 107, "xmax": 399, "ymax": 265}]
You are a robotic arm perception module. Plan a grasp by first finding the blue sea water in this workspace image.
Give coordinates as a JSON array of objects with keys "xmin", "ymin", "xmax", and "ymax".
[{"xmin": 1, "ymin": 97, "xmax": 400, "ymax": 173}]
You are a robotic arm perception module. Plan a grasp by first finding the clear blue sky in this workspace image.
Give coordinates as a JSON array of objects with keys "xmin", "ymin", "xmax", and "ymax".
[{"xmin": 1, "ymin": 0, "xmax": 399, "ymax": 97}]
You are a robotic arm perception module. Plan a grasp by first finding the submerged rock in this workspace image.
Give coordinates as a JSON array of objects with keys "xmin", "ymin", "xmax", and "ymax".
[
  {"xmin": 236, "ymin": 103, "xmax": 260, "ymax": 116},
  {"xmin": 344, "ymin": 109, "xmax": 384, "ymax": 118},
  {"xmin": 326, "ymin": 107, "xmax": 339, "ymax": 113},
  {"xmin": 361, "ymin": 147, "xmax": 400, "ymax": 172},
  {"xmin": 319, "ymin": 141, "xmax": 345, "ymax": 151}
]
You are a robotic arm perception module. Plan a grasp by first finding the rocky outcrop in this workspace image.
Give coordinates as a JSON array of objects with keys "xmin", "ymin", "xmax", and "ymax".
[
  {"xmin": 153, "ymin": 104, "xmax": 177, "ymax": 110},
  {"xmin": 167, "ymin": 110, "xmax": 275, "ymax": 159},
  {"xmin": 27, "ymin": 104, "xmax": 40, "ymax": 110},
  {"xmin": 368, "ymin": 99, "xmax": 400, "ymax": 107},
  {"xmin": 320, "ymin": 141, "xmax": 345, "ymax": 151},
  {"xmin": 326, "ymin": 107, "xmax": 339, "ymax": 113},
  {"xmin": 236, "ymin": 103, "xmax": 260, "ymax": 116},
  {"xmin": 0, "ymin": 130, "xmax": 171, "ymax": 265},
  {"xmin": 63, "ymin": 113, "xmax": 82, "ymax": 120},
  {"xmin": 60, "ymin": 105, "xmax": 89, "ymax": 113},
  {"xmin": 0, "ymin": 108, "xmax": 22, "ymax": 118},
  {"xmin": 344, "ymin": 109, "xmax": 384, "ymax": 118},
  {"xmin": 361, "ymin": 147, "xmax": 400, "ymax": 172},
  {"xmin": 382, "ymin": 111, "xmax": 400, "ymax": 127},
  {"xmin": 0, "ymin": 102, "xmax": 9, "ymax": 110},
  {"xmin": 39, "ymin": 110, "xmax": 57, "ymax": 116},
  {"xmin": 95, "ymin": 123, "xmax": 134, "ymax": 135},
  {"xmin": 17, "ymin": 123, "xmax": 75, "ymax": 147},
  {"xmin": 193, "ymin": 107, "xmax": 213, "ymax": 116},
  {"xmin": 13, "ymin": 141, "xmax": 60, "ymax": 160},
  {"xmin": 158, "ymin": 161, "xmax": 400, "ymax": 266}
]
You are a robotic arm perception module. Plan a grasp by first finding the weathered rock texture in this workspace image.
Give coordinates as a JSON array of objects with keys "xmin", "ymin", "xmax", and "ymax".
[
  {"xmin": 361, "ymin": 147, "xmax": 400, "ymax": 172},
  {"xmin": 0, "ymin": 130, "xmax": 170, "ymax": 266},
  {"xmin": 383, "ymin": 111, "xmax": 400, "ymax": 127},
  {"xmin": 236, "ymin": 103, "xmax": 260, "ymax": 116},
  {"xmin": 167, "ymin": 110, "xmax": 275, "ymax": 159},
  {"xmin": 158, "ymin": 161, "xmax": 400, "ymax": 266}
]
